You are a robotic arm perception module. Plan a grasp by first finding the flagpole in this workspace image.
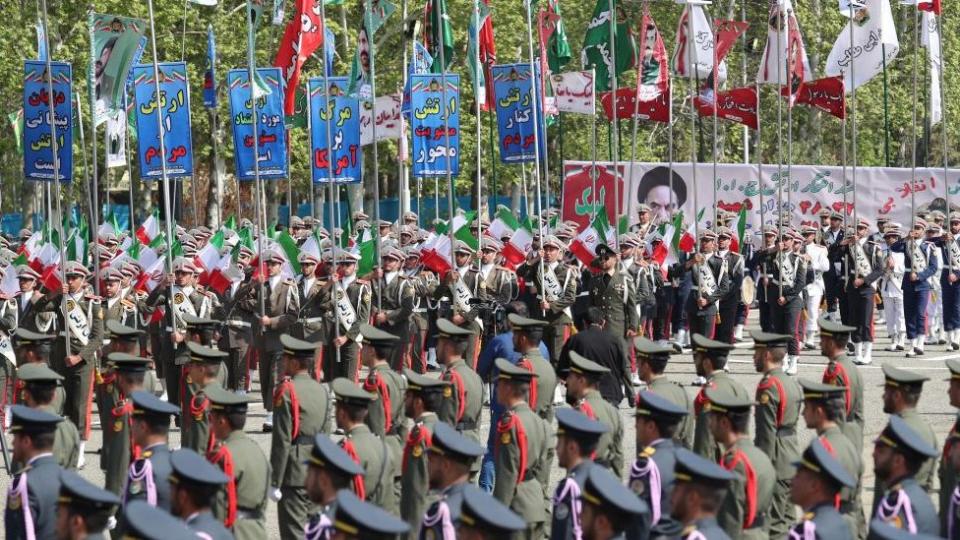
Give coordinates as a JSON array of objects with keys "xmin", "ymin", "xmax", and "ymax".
[
  {"xmin": 473, "ymin": 0, "xmax": 483, "ymax": 255},
  {"xmin": 937, "ymin": 8, "xmax": 951, "ymax": 272},
  {"xmin": 881, "ymin": 45, "xmax": 891, "ymax": 166},
  {"xmin": 523, "ymin": 0, "xmax": 547, "ymax": 305},
  {"xmin": 756, "ymin": 81, "xmax": 764, "ymax": 233},
  {"xmin": 910, "ymin": 4, "xmax": 919, "ymax": 225},
  {"xmin": 849, "ymin": 4, "xmax": 858, "ymax": 244},
  {"xmin": 606, "ymin": 0, "xmax": 619, "ymax": 249},
  {"xmin": 741, "ymin": 0, "xmax": 749, "ymax": 164},
  {"xmin": 627, "ymin": 4, "xmax": 647, "ymax": 230},
  {"xmin": 364, "ymin": 0, "xmax": 383, "ymax": 312},
  {"xmin": 86, "ymin": 16, "xmax": 101, "ymax": 296},
  {"xmin": 488, "ymin": 110, "xmax": 497, "ymax": 210},
  {"xmin": 180, "ymin": 0, "xmax": 189, "ymax": 60},
  {"xmin": 774, "ymin": 1, "xmax": 784, "ymax": 299},
  {"xmin": 668, "ymin": 82, "xmax": 674, "ymax": 221},
  {"xmin": 319, "ymin": 0, "xmax": 342, "ymax": 367},
  {"xmin": 123, "ymin": 92, "xmax": 137, "ymax": 236},
  {"xmin": 75, "ymin": 91, "xmax": 92, "ymax": 226},
  {"xmin": 685, "ymin": 3, "xmax": 698, "ymax": 244},
  {"xmin": 40, "ymin": 0, "xmax": 71, "ymax": 358},
  {"xmin": 590, "ymin": 67, "xmax": 598, "ymax": 221},
  {"xmin": 400, "ymin": 0, "xmax": 411, "ymax": 219},
  {"xmin": 242, "ymin": 0, "xmax": 266, "ymax": 320},
  {"xmin": 431, "ymin": 0, "xmax": 457, "ymax": 266}
]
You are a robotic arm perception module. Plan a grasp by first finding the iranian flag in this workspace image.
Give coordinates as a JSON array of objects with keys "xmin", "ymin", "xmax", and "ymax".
[
  {"xmin": 676, "ymin": 209, "xmax": 704, "ymax": 254},
  {"xmin": 730, "ymin": 205, "xmax": 747, "ymax": 254},
  {"xmin": 490, "ymin": 208, "xmax": 534, "ymax": 269},
  {"xmin": 136, "ymin": 212, "xmax": 160, "ymax": 245},
  {"xmin": 420, "ymin": 233, "xmax": 454, "ymax": 274},
  {"xmin": 569, "ymin": 212, "xmax": 612, "ymax": 267},
  {"xmin": 487, "ymin": 206, "xmax": 517, "ymax": 241}
]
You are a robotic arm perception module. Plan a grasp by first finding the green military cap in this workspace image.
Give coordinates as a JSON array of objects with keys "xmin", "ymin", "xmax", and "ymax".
[
  {"xmin": 333, "ymin": 489, "xmax": 411, "ymax": 540},
  {"xmin": 875, "ymin": 415, "xmax": 937, "ymax": 458},
  {"xmin": 106, "ymin": 319, "xmax": 144, "ymax": 342},
  {"xmin": 633, "ymin": 337, "xmax": 673, "ymax": 361},
  {"xmin": 122, "ymin": 500, "xmax": 197, "ymax": 540},
  {"xmin": 181, "ymin": 314, "xmax": 220, "ymax": 330},
  {"xmin": 435, "ymin": 318, "xmax": 475, "ymax": 340},
  {"xmin": 360, "ymin": 324, "xmax": 400, "ymax": 346},
  {"xmin": 59, "ymin": 469, "xmax": 121, "ymax": 512},
  {"xmin": 494, "ymin": 357, "xmax": 535, "ymax": 383},
  {"xmin": 280, "ymin": 334, "xmax": 321, "ymax": 359},
  {"xmin": 556, "ymin": 407, "xmax": 608, "ymax": 444},
  {"xmin": 306, "ymin": 434, "xmax": 366, "ymax": 476},
  {"xmin": 170, "ymin": 448, "xmax": 229, "ymax": 487},
  {"xmin": 106, "ymin": 352, "xmax": 152, "ymax": 373},
  {"xmin": 881, "ymin": 364, "xmax": 929, "ymax": 389},
  {"xmin": 16, "ymin": 363, "xmax": 63, "ymax": 384},
  {"xmin": 568, "ymin": 351, "xmax": 610, "ymax": 377},
  {"xmin": 794, "ymin": 439, "xmax": 855, "ymax": 489},
  {"xmin": 205, "ymin": 386, "xmax": 251, "ymax": 413},
  {"xmin": 582, "ymin": 466, "xmax": 649, "ymax": 517},
  {"xmin": 674, "ymin": 448, "xmax": 735, "ymax": 487},
  {"xmin": 14, "ymin": 328, "xmax": 55, "ymax": 347},
  {"xmin": 750, "ymin": 331, "xmax": 793, "ymax": 349},
  {"xmin": 704, "ymin": 387, "xmax": 752, "ymax": 414},
  {"xmin": 817, "ymin": 316, "xmax": 856, "ymax": 338},
  {"xmin": 506, "ymin": 313, "xmax": 548, "ymax": 329},
  {"xmin": 691, "ymin": 333, "xmax": 734, "ymax": 359},
  {"xmin": 404, "ymin": 369, "xmax": 451, "ymax": 394},
  {"xmin": 332, "ymin": 377, "xmax": 377, "ymax": 406},
  {"xmin": 458, "ymin": 484, "xmax": 526, "ymax": 534},
  {"xmin": 9, "ymin": 404, "xmax": 61, "ymax": 434},
  {"xmin": 946, "ymin": 358, "xmax": 960, "ymax": 381},
  {"xmin": 798, "ymin": 378, "xmax": 846, "ymax": 401},
  {"xmin": 185, "ymin": 341, "xmax": 229, "ymax": 364},
  {"xmin": 635, "ymin": 390, "xmax": 688, "ymax": 419},
  {"xmin": 130, "ymin": 390, "xmax": 179, "ymax": 419},
  {"xmin": 430, "ymin": 422, "xmax": 486, "ymax": 460}
]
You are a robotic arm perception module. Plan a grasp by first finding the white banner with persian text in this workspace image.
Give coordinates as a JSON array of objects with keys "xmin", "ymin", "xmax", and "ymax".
[{"xmin": 561, "ymin": 160, "xmax": 960, "ymax": 236}]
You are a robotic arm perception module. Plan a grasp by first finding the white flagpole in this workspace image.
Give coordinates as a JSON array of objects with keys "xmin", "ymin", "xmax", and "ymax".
[
  {"xmin": 363, "ymin": 0, "xmax": 383, "ymax": 312},
  {"xmin": 242, "ymin": 0, "xmax": 266, "ymax": 319},
  {"xmin": 319, "ymin": 0, "xmax": 342, "ymax": 364},
  {"xmin": 523, "ymin": 0, "xmax": 546, "ymax": 310},
  {"xmin": 607, "ymin": 0, "xmax": 619, "ymax": 247},
  {"xmin": 937, "ymin": 9, "xmax": 951, "ymax": 272},
  {"xmin": 474, "ymin": 0, "xmax": 483, "ymax": 259},
  {"xmin": 849, "ymin": 4, "xmax": 858, "ymax": 239},
  {"xmin": 40, "ymin": 0, "xmax": 70, "ymax": 358},
  {"xmin": 591, "ymin": 67, "xmax": 598, "ymax": 221},
  {"xmin": 434, "ymin": 0, "xmax": 457, "ymax": 261}
]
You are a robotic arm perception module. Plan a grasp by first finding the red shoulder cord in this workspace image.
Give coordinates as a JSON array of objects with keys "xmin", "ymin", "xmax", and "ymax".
[
  {"xmin": 693, "ymin": 381, "xmax": 716, "ymax": 416},
  {"xmin": 362, "ymin": 372, "xmax": 392, "ymax": 434},
  {"xmin": 817, "ymin": 435, "xmax": 842, "ymax": 510},
  {"xmin": 402, "ymin": 425, "xmax": 433, "ymax": 474},
  {"xmin": 576, "ymin": 400, "xmax": 598, "ymax": 459},
  {"xmin": 756, "ymin": 377, "xmax": 788, "ymax": 426},
  {"xmin": 340, "ymin": 438, "xmax": 366, "ymax": 500},
  {"xmin": 496, "ymin": 414, "xmax": 529, "ymax": 483},
  {"xmin": 721, "ymin": 449, "xmax": 759, "ymax": 529},
  {"xmin": 444, "ymin": 368, "xmax": 466, "ymax": 422},
  {"xmin": 208, "ymin": 443, "xmax": 238, "ymax": 528},
  {"xmin": 189, "ymin": 394, "xmax": 210, "ymax": 423},
  {"xmin": 516, "ymin": 358, "xmax": 538, "ymax": 410},
  {"xmin": 274, "ymin": 378, "xmax": 301, "ymax": 439},
  {"xmin": 822, "ymin": 363, "xmax": 852, "ymax": 415}
]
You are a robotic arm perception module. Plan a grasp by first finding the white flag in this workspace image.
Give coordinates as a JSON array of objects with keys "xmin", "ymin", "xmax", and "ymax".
[
  {"xmin": 360, "ymin": 94, "xmax": 402, "ymax": 146},
  {"xmin": 921, "ymin": 10, "xmax": 942, "ymax": 125},
  {"xmin": 105, "ymin": 111, "xmax": 127, "ymax": 169},
  {"xmin": 756, "ymin": 0, "xmax": 812, "ymax": 87},
  {"xmin": 825, "ymin": 0, "xmax": 899, "ymax": 92},
  {"xmin": 550, "ymin": 71, "xmax": 596, "ymax": 115},
  {"xmin": 838, "ymin": 0, "xmax": 867, "ymax": 15},
  {"xmin": 671, "ymin": 3, "xmax": 715, "ymax": 80}
]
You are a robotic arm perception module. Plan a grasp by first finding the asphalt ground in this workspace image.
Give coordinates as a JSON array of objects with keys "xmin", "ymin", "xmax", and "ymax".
[{"xmin": 1, "ymin": 311, "xmax": 957, "ymax": 538}]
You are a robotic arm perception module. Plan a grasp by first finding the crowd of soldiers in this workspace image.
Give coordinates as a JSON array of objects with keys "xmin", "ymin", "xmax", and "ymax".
[{"xmin": 3, "ymin": 202, "xmax": 960, "ymax": 539}]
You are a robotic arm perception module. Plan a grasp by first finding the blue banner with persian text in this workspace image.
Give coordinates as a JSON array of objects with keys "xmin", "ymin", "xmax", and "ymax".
[
  {"xmin": 492, "ymin": 63, "xmax": 546, "ymax": 164},
  {"xmin": 132, "ymin": 62, "xmax": 194, "ymax": 179},
  {"xmin": 308, "ymin": 76, "xmax": 362, "ymax": 184},
  {"xmin": 410, "ymin": 73, "xmax": 460, "ymax": 177},
  {"xmin": 227, "ymin": 67, "xmax": 288, "ymax": 180},
  {"xmin": 23, "ymin": 60, "xmax": 72, "ymax": 182}
]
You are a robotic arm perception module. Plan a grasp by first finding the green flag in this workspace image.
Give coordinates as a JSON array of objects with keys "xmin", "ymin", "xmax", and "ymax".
[
  {"xmin": 284, "ymin": 86, "xmax": 308, "ymax": 129},
  {"xmin": 466, "ymin": 1, "xmax": 491, "ymax": 100},
  {"xmin": 546, "ymin": 0, "xmax": 571, "ymax": 73},
  {"xmin": 347, "ymin": 0, "xmax": 396, "ymax": 100},
  {"xmin": 277, "ymin": 231, "xmax": 302, "ymax": 274},
  {"xmin": 341, "ymin": 191, "xmax": 354, "ymax": 248},
  {"xmin": 582, "ymin": 0, "xmax": 637, "ymax": 91},
  {"xmin": 357, "ymin": 238, "xmax": 377, "ymax": 275},
  {"xmin": 8, "ymin": 110, "xmax": 23, "ymax": 155},
  {"xmin": 426, "ymin": 0, "xmax": 454, "ymax": 72}
]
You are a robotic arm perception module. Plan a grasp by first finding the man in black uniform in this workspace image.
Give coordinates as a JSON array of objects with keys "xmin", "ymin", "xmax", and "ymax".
[
  {"xmin": 715, "ymin": 227, "xmax": 745, "ymax": 344},
  {"xmin": 685, "ymin": 230, "xmax": 731, "ymax": 340},
  {"xmin": 829, "ymin": 220, "xmax": 884, "ymax": 363}
]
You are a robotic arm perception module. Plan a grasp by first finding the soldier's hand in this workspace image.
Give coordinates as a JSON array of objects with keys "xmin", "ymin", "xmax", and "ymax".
[
  {"xmin": 853, "ymin": 278, "xmax": 864, "ymax": 288},
  {"xmin": 61, "ymin": 284, "xmax": 69, "ymax": 295},
  {"xmin": 333, "ymin": 335, "xmax": 348, "ymax": 347},
  {"xmin": 373, "ymin": 268, "xmax": 384, "ymax": 280},
  {"xmin": 447, "ymin": 271, "xmax": 460, "ymax": 283},
  {"xmin": 375, "ymin": 312, "xmax": 388, "ymax": 324},
  {"xmin": 626, "ymin": 329, "xmax": 637, "ymax": 338},
  {"xmin": 951, "ymin": 274, "xmax": 959, "ymax": 283},
  {"xmin": 172, "ymin": 332, "xmax": 184, "ymax": 344},
  {"xmin": 694, "ymin": 254, "xmax": 705, "ymax": 265},
  {"xmin": 778, "ymin": 296, "xmax": 786, "ymax": 306},
  {"xmin": 697, "ymin": 298, "xmax": 708, "ymax": 308},
  {"xmin": 911, "ymin": 272, "xmax": 919, "ymax": 282},
  {"xmin": 452, "ymin": 313, "xmax": 466, "ymax": 325},
  {"xmin": 268, "ymin": 487, "xmax": 282, "ymax": 502},
  {"xmin": 261, "ymin": 315, "xmax": 271, "ymax": 327},
  {"xmin": 66, "ymin": 354, "xmax": 82, "ymax": 367},
  {"xmin": 541, "ymin": 301, "xmax": 550, "ymax": 311}
]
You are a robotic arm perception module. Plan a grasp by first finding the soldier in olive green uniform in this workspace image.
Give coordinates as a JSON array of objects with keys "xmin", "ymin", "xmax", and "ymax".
[
  {"xmin": 634, "ymin": 337, "xmax": 694, "ymax": 449},
  {"xmin": 15, "ymin": 363, "xmax": 78, "ymax": 470},
  {"xmin": 319, "ymin": 249, "xmax": 370, "ymax": 383},
  {"xmin": 691, "ymin": 334, "xmax": 750, "ymax": 460},
  {"xmin": 12, "ymin": 329, "xmax": 64, "ymax": 413},
  {"xmin": 271, "ymin": 335, "xmax": 331, "ymax": 539},
  {"xmin": 819, "ymin": 318, "xmax": 865, "ymax": 454},
  {"xmin": 706, "ymin": 387, "xmax": 776, "ymax": 540},
  {"xmin": 435, "ymin": 318, "xmax": 484, "ymax": 474},
  {"xmin": 492, "ymin": 358, "xmax": 551, "ymax": 540},
  {"xmin": 400, "ymin": 370, "xmax": 447, "ymax": 535},
  {"xmin": 588, "ymin": 244, "xmax": 639, "ymax": 358},
  {"xmin": 181, "ymin": 315, "xmax": 229, "ymax": 390},
  {"xmin": 39, "ymin": 261, "xmax": 103, "ymax": 459},
  {"xmin": 293, "ymin": 252, "xmax": 326, "ymax": 343},
  {"xmin": 565, "ymin": 351, "xmax": 623, "ymax": 476},
  {"xmin": 359, "ymin": 324, "xmax": 407, "ymax": 514},
  {"xmin": 433, "ymin": 241, "xmax": 483, "ymax": 365},
  {"xmin": 789, "ymin": 440, "xmax": 856, "ymax": 539},
  {"xmin": 206, "ymin": 386, "xmax": 269, "ymax": 540},
  {"xmin": 473, "ymin": 238, "xmax": 518, "ymax": 347},
  {"xmin": 507, "ymin": 314, "xmax": 557, "ymax": 423},
  {"xmin": 332, "ymin": 378, "xmax": 390, "ymax": 509},
  {"xmin": 303, "ymin": 434, "xmax": 366, "ymax": 540},
  {"xmin": 874, "ymin": 365, "xmax": 938, "ymax": 507},
  {"xmin": 181, "ymin": 342, "xmax": 227, "ymax": 454},
  {"xmin": 370, "ymin": 247, "xmax": 415, "ymax": 371},
  {"xmin": 941, "ymin": 359, "xmax": 960, "ymax": 534},
  {"xmin": 517, "ymin": 235, "xmax": 578, "ymax": 364},
  {"xmin": 799, "ymin": 379, "xmax": 866, "ymax": 539},
  {"xmin": 751, "ymin": 331, "xmax": 803, "ymax": 538},
  {"xmin": 102, "ymin": 353, "xmax": 154, "ymax": 498}
]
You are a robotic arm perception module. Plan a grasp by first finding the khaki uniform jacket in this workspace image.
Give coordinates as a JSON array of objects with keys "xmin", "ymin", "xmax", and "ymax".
[{"xmin": 270, "ymin": 373, "xmax": 330, "ymax": 487}]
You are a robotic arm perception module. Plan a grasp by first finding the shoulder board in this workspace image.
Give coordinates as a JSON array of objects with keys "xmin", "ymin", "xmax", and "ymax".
[
  {"xmin": 639, "ymin": 446, "xmax": 656, "ymax": 459},
  {"xmin": 356, "ymin": 279, "xmax": 369, "ymax": 285}
]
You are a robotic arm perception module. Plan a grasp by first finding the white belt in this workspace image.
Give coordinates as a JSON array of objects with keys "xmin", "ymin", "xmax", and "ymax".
[
  {"xmin": 226, "ymin": 320, "xmax": 252, "ymax": 329},
  {"xmin": 298, "ymin": 317, "xmax": 324, "ymax": 325}
]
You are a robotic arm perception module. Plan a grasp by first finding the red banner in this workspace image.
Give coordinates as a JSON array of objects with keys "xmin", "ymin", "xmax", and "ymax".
[
  {"xmin": 600, "ymin": 87, "xmax": 670, "ymax": 123},
  {"xmin": 560, "ymin": 163, "xmax": 625, "ymax": 232},
  {"xmin": 693, "ymin": 86, "xmax": 758, "ymax": 130},
  {"xmin": 780, "ymin": 76, "xmax": 846, "ymax": 119},
  {"xmin": 274, "ymin": 0, "xmax": 325, "ymax": 115}
]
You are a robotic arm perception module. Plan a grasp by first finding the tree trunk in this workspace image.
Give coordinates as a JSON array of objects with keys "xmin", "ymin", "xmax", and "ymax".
[{"xmin": 205, "ymin": 109, "xmax": 226, "ymax": 228}]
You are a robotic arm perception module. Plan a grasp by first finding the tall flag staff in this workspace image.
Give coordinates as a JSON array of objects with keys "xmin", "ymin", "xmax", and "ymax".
[
  {"xmin": 429, "ymin": 0, "xmax": 458, "ymax": 259},
  {"xmin": 146, "ymin": 0, "xmax": 179, "ymax": 322},
  {"xmin": 76, "ymin": 91, "xmax": 92, "ymax": 226},
  {"xmin": 362, "ymin": 0, "xmax": 384, "ymax": 311},
  {"xmin": 39, "ymin": 0, "xmax": 71, "ymax": 358},
  {"xmin": 910, "ymin": 1, "xmax": 920, "ymax": 237},
  {"xmin": 244, "ymin": 0, "xmax": 267, "ymax": 319},
  {"xmin": 606, "ymin": 0, "xmax": 619, "ymax": 247},
  {"xmin": 523, "ymin": 0, "xmax": 547, "ymax": 303},
  {"xmin": 122, "ymin": 92, "xmax": 138, "ymax": 236},
  {"xmin": 471, "ymin": 0, "xmax": 483, "ymax": 248},
  {"xmin": 933, "ymin": 2, "xmax": 951, "ymax": 273}
]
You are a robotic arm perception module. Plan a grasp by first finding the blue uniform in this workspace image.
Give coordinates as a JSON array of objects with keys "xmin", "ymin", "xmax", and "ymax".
[
  {"xmin": 790, "ymin": 502, "xmax": 852, "ymax": 539},
  {"xmin": 937, "ymin": 236, "xmax": 960, "ymax": 333},
  {"xmin": 550, "ymin": 460, "xmax": 594, "ymax": 540},
  {"xmin": 872, "ymin": 476, "xmax": 939, "ymax": 536},
  {"xmin": 892, "ymin": 240, "xmax": 939, "ymax": 340},
  {"xmin": 628, "ymin": 438, "xmax": 680, "ymax": 538},
  {"xmin": 4, "ymin": 454, "xmax": 62, "ymax": 540},
  {"xmin": 420, "ymin": 482, "xmax": 469, "ymax": 540}
]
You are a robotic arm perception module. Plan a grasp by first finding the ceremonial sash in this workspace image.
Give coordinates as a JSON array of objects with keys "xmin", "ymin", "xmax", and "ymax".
[
  {"xmin": 516, "ymin": 358, "xmax": 538, "ymax": 411},
  {"xmin": 334, "ymin": 284, "xmax": 358, "ymax": 331},
  {"xmin": 208, "ymin": 443, "xmax": 238, "ymax": 528},
  {"xmin": 911, "ymin": 241, "xmax": 928, "ymax": 273},
  {"xmin": 777, "ymin": 254, "xmax": 799, "ymax": 288},
  {"xmin": 496, "ymin": 413, "xmax": 529, "ymax": 483},
  {"xmin": 949, "ymin": 486, "xmax": 960, "ymax": 540},
  {"xmin": 363, "ymin": 372, "xmax": 393, "ymax": 434},
  {"xmin": 0, "ymin": 300, "xmax": 16, "ymax": 363},
  {"xmin": 124, "ymin": 457, "xmax": 157, "ymax": 506},
  {"xmin": 721, "ymin": 449, "xmax": 759, "ymax": 529},
  {"xmin": 757, "ymin": 376, "xmax": 787, "ymax": 427},
  {"xmin": 822, "ymin": 362, "xmax": 852, "ymax": 416},
  {"xmin": 698, "ymin": 258, "xmax": 719, "ymax": 297},
  {"xmin": 421, "ymin": 500, "xmax": 456, "ymax": 540},
  {"xmin": 629, "ymin": 442, "xmax": 663, "ymax": 525},
  {"xmin": 452, "ymin": 277, "xmax": 474, "ymax": 314},
  {"xmin": 789, "ymin": 520, "xmax": 817, "ymax": 540},
  {"xmin": 949, "ymin": 240, "xmax": 960, "ymax": 270},
  {"xmin": 340, "ymin": 438, "xmax": 366, "ymax": 500},
  {"xmin": 65, "ymin": 297, "xmax": 92, "ymax": 347},
  {"xmin": 443, "ymin": 368, "xmax": 466, "ymax": 423},
  {"xmin": 8, "ymin": 472, "xmax": 36, "ymax": 540},
  {"xmin": 402, "ymin": 424, "xmax": 432, "ymax": 474},
  {"xmin": 852, "ymin": 243, "xmax": 872, "ymax": 277},
  {"xmin": 171, "ymin": 286, "xmax": 198, "ymax": 329},
  {"xmin": 542, "ymin": 266, "xmax": 563, "ymax": 301},
  {"xmin": 876, "ymin": 487, "xmax": 918, "ymax": 534},
  {"xmin": 304, "ymin": 513, "xmax": 333, "ymax": 540},
  {"xmin": 552, "ymin": 477, "xmax": 584, "ymax": 540}
]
